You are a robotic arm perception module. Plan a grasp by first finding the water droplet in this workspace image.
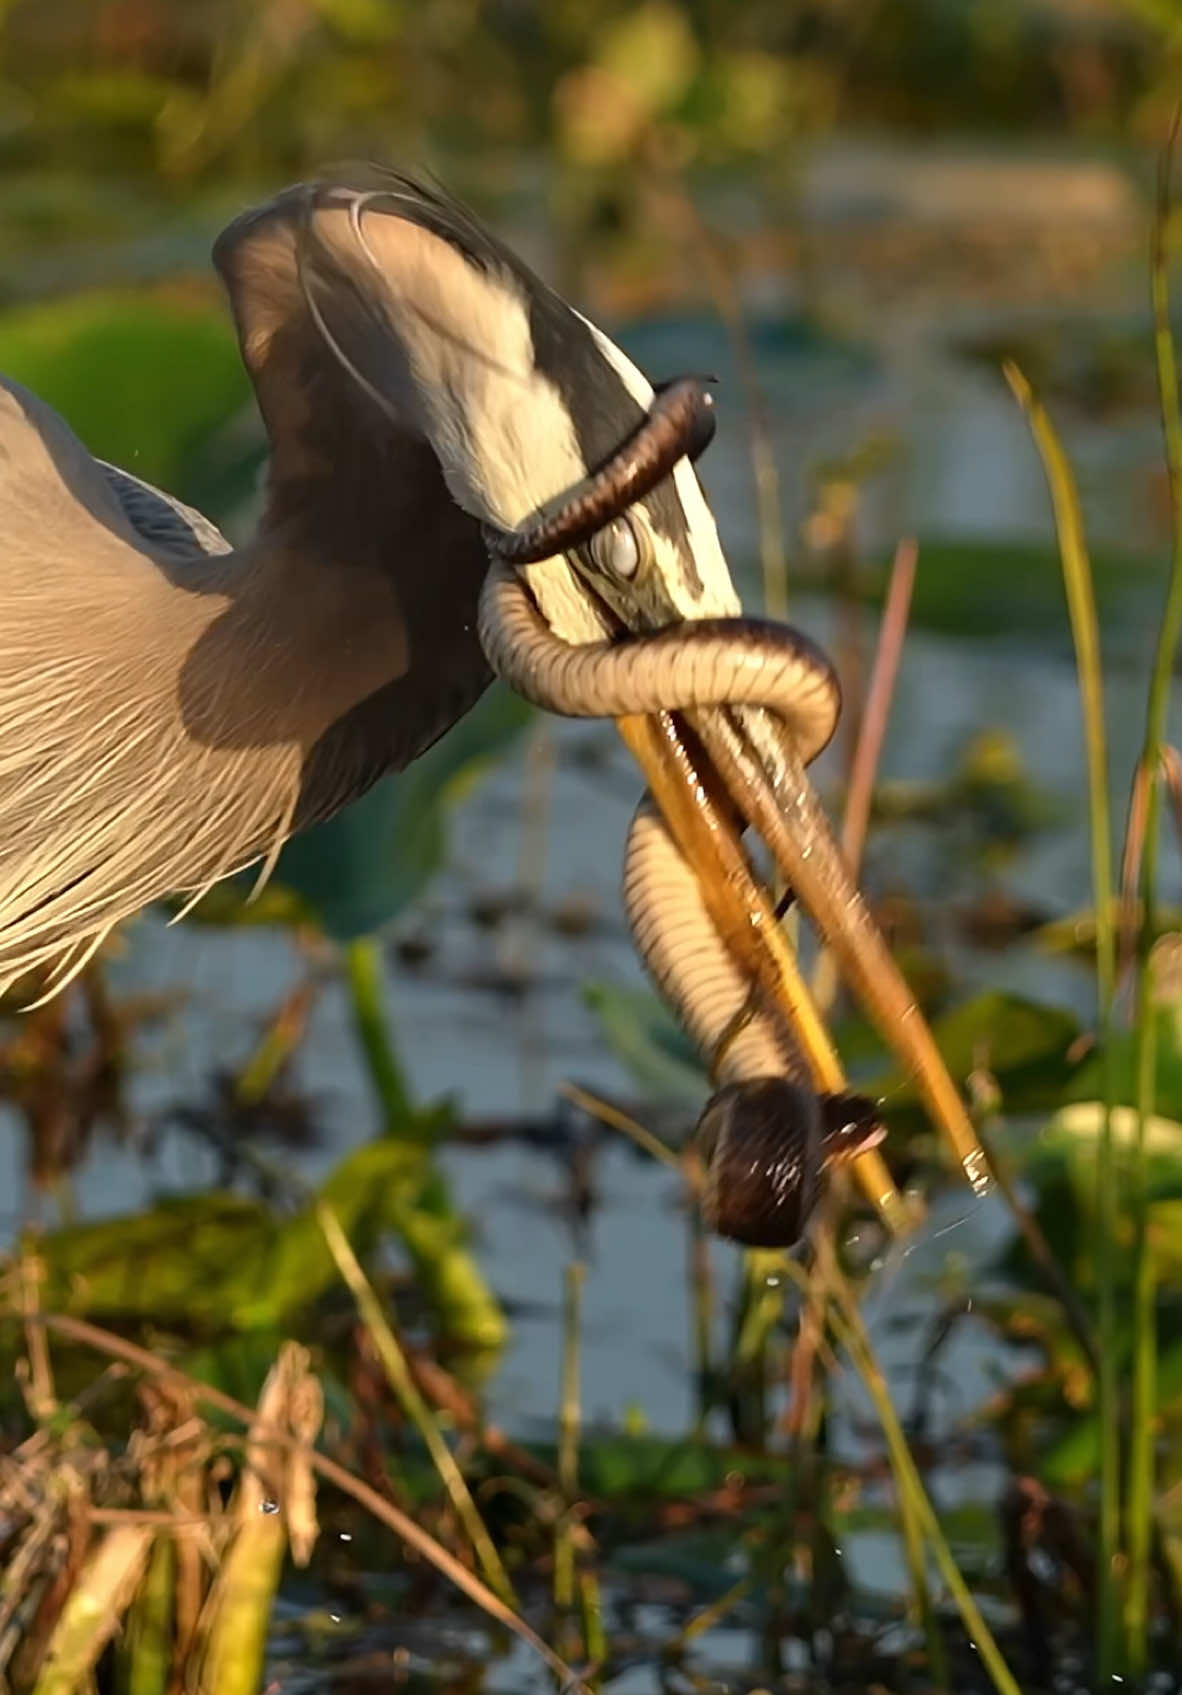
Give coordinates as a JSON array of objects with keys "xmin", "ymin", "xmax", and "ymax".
[
  {"xmin": 259, "ymin": 1498, "xmax": 280, "ymax": 1515},
  {"xmin": 931, "ymin": 1208, "xmax": 976, "ymax": 1243},
  {"xmin": 962, "ymin": 1147, "xmax": 991, "ymax": 1197}
]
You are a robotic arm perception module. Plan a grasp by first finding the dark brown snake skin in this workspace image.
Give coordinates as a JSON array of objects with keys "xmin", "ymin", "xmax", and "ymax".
[{"xmin": 483, "ymin": 379, "xmax": 885, "ymax": 1248}]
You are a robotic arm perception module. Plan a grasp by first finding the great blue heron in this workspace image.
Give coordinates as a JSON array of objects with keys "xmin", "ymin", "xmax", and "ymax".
[{"xmin": 0, "ymin": 171, "xmax": 976, "ymax": 1245}]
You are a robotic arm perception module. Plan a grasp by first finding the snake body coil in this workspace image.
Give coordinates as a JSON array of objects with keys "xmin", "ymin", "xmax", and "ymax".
[{"xmin": 481, "ymin": 454, "xmax": 885, "ymax": 1248}]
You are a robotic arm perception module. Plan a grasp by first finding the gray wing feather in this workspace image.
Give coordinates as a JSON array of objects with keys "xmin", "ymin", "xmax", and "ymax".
[{"xmin": 97, "ymin": 461, "xmax": 234, "ymax": 559}]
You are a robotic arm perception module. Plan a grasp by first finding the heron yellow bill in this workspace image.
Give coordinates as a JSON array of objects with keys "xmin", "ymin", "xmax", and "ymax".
[
  {"xmin": 616, "ymin": 710, "xmax": 912, "ymax": 1235},
  {"xmin": 273, "ymin": 175, "xmax": 985, "ymax": 1243},
  {"xmin": 478, "ymin": 372, "xmax": 987, "ymax": 1239},
  {"xmin": 690, "ymin": 702, "xmax": 990, "ymax": 1200}
]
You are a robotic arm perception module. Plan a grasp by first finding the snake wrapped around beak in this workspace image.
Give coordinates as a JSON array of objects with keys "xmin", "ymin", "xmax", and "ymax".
[{"xmin": 479, "ymin": 377, "xmax": 889, "ymax": 1249}]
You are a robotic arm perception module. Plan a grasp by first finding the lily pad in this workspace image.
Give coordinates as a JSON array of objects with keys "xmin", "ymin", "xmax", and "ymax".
[
  {"xmin": 828, "ymin": 536, "xmax": 1163, "ymax": 644},
  {"xmin": 30, "ymin": 1135, "xmax": 471, "ymax": 1334},
  {"xmin": 0, "ymin": 286, "xmax": 248, "ymax": 501}
]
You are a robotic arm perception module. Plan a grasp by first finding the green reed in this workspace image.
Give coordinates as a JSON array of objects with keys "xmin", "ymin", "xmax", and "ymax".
[
  {"xmin": 1005, "ymin": 360, "xmax": 1123, "ymax": 1672},
  {"xmin": 1125, "ymin": 116, "xmax": 1182, "ymax": 1671}
]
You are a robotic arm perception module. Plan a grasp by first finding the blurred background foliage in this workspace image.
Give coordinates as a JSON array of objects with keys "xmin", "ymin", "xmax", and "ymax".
[
  {"xmin": 0, "ymin": 0, "xmax": 1174, "ymax": 294},
  {"xmin": 7, "ymin": 4, "xmax": 1182, "ymax": 1689},
  {"xmin": 0, "ymin": 0, "xmax": 1173, "ymax": 506}
]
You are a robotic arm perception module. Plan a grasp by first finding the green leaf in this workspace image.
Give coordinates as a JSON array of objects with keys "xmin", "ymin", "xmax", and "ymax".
[
  {"xmin": 1059, "ymin": 999, "xmax": 1182, "ymax": 1121},
  {"xmin": 821, "ymin": 537, "xmax": 1164, "ymax": 643},
  {"xmin": 1042, "ymin": 1338, "xmax": 1182, "ymax": 1488},
  {"xmin": 34, "ymin": 1192, "xmax": 310, "ymax": 1330},
  {"xmin": 1036, "ymin": 903, "xmax": 1182, "ymax": 963},
  {"xmin": 0, "ymin": 289, "xmax": 249, "ymax": 500},
  {"xmin": 180, "ymin": 1328, "xmax": 294, "ymax": 1413},
  {"xmin": 998, "ymin": 1100, "xmax": 1182, "ymax": 1310},
  {"xmin": 570, "ymin": 1432, "xmax": 793, "ymax": 1499},
  {"xmin": 865, "ymin": 990, "xmax": 1083, "ymax": 1119},
  {"xmin": 582, "ymin": 980, "xmax": 706, "ymax": 1108},
  {"xmin": 33, "ymin": 1139, "xmax": 438, "ymax": 1332},
  {"xmin": 595, "ymin": 0, "xmax": 700, "ymax": 119},
  {"xmin": 1030, "ymin": 1101, "xmax": 1182, "ymax": 1204}
]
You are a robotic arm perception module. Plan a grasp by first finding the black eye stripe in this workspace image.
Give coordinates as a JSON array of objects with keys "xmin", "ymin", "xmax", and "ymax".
[
  {"xmin": 488, "ymin": 380, "xmax": 712, "ymax": 566},
  {"xmin": 324, "ymin": 170, "xmax": 709, "ymax": 594},
  {"xmin": 526, "ymin": 302, "xmax": 704, "ymax": 594}
]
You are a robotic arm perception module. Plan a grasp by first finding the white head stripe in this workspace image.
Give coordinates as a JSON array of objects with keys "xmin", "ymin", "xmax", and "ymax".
[{"xmin": 577, "ymin": 313, "xmax": 741, "ymax": 620}]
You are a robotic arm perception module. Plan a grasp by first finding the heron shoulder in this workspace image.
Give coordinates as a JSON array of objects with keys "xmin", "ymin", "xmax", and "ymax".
[{"xmin": 0, "ymin": 375, "xmax": 227, "ymax": 579}]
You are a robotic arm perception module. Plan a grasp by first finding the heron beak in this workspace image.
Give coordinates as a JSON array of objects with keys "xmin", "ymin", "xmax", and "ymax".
[
  {"xmin": 613, "ymin": 710, "xmax": 913, "ymax": 1232},
  {"xmin": 486, "ymin": 375, "xmax": 988, "ymax": 1226},
  {"xmin": 706, "ymin": 704, "xmax": 988, "ymax": 1194},
  {"xmin": 619, "ymin": 686, "xmax": 991, "ymax": 1227}
]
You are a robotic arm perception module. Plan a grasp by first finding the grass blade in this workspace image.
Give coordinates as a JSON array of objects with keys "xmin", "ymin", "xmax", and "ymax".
[
  {"xmin": 316, "ymin": 1201, "xmax": 517, "ymax": 1607},
  {"xmin": 813, "ymin": 535, "xmax": 917, "ymax": 1014},
  {"xmin": 32, "ymin": 1526, "xmax": 154, "ymax": 1695},
  {"xmin": 38, "ymin": 1310, "xmax": 588, "ymax": 1691},
  {"xmin": 555, "ymin": 1262, "xmax": 585, "ymax": 1619},
  {"xmin": 195, "ymin": 1343, "xmax": 323, "ymax": 1695},
  {"xmin": 116, "ymin": 1533, "xmax": 175, "ymax": 1695},
  {"xmin": 342, "ymin": 937, "xmax": 507, "ymax": 1350},
  {"xmin": 1004, "ymin": 359, "xmax": 1122, "ymax": 1672},
  {"xmin": 1124, "ymin": 112, "xmax": 1182, "ymax": 1670},
  {"xmin": 840, "ymin": 536, "xmax": 918, "ymax": 876},
  {"xmin": 343, "ymin": 935, "xmax": 413, "ymax": 1129},
  {"xmin": 815, "ymin": 1242, "xmax": 1021, "ymax": 1695}
]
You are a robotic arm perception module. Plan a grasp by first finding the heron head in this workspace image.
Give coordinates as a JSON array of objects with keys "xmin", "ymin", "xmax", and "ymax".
[{"xmin": 215, "ymin": 173, "xmax": 741, "ymax": 639}]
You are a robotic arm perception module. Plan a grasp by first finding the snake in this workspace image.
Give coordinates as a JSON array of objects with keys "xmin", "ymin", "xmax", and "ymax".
[{"xmin": 479, "ymin": 378, "xmax": 886, "ymax": 1249}]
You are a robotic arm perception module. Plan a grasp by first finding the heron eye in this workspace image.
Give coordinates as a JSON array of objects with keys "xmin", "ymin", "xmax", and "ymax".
[{"xmin": 587, "ymin": 515, "xmax": 642, "ymax": 581}]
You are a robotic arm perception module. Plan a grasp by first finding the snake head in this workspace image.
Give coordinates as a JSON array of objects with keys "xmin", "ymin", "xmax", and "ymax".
[
  {"xmin": 264, "ymin": 170, "xmax": 742, "ymax": 646},
  {"xmin": 696, "ymin": 1078, "xmax": 886, "ymax": 1250},
  {"xmin": 818, "ymin": 1091, "xmax": 888, "ymax": 1164}
]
